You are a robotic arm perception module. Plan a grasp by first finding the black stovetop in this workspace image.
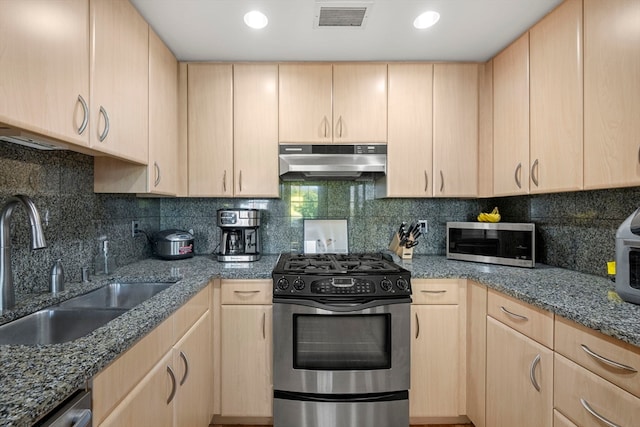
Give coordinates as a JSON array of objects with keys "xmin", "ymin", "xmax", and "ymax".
[{"xmin": 273, "ymin": 252, "xmax": 406, "ymax": 275}]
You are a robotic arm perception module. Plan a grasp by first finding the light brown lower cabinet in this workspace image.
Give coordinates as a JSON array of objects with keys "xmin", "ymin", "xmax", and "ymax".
[
  {"xmin": 554, "ymin": 409, "xmax": 578, "ymax": 427},
  {"xmin": 486, "ymin": 316, "xmax": 553, "ymax": 427},
  {"xmin": 465, "ymin": 281, "xmax": 487, "ymax": 427}
]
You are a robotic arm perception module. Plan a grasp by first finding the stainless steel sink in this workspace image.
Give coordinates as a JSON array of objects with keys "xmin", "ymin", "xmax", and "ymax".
[
  {"xmin": 0, "ymin": 282, "xmax": 175, "ymax": 345},
  {"xmin": 0, "ymin": 308, "xmax": 127, "ymax": 345},
  {"xmin": 56, "ymin": 282, "xmax": 173, "ymax": 309}
]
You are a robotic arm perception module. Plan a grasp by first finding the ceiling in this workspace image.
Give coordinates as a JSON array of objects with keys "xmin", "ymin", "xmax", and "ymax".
[{"xmin": 130, "ymin": 0, "xmax": 564, "ymax": 62}]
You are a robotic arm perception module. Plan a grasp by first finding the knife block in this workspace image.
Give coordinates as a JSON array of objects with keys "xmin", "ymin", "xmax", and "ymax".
[{"xmin": 389, "ymin": 233, "xmax": 414, "ymax": 260}]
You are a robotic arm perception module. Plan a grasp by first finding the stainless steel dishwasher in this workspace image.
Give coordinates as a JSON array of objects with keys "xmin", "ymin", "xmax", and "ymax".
[{"xmin": 35, "ymin": 390, "xmax": 92, "ymax": 427}]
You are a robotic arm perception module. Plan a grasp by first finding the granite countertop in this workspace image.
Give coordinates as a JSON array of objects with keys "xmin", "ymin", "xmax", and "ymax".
[{"xmin": 1, "ymin": 254, "xmax": 639, "ymax": 426}]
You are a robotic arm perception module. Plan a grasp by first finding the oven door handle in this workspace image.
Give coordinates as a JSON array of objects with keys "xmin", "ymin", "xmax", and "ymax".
[{"xmin": 273, "ymin": 298, "xmax": 410, "ymax": 312}]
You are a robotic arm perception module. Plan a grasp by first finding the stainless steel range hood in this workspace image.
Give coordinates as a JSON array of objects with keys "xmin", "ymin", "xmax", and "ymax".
[{"xmin": 279, "ymin": 144, "xmax": 386, "ymax": 181}]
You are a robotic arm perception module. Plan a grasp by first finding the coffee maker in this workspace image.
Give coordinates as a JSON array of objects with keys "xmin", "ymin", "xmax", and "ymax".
[{"xmin": 217, "ymin": 209, "xmax": 261, "ymax": 262}]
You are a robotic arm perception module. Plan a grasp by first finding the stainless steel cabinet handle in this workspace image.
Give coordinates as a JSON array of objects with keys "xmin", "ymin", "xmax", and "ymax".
[
  {"xmin": 529, "ymin": 354, "xmax": 541, "ymax": 392},
  {"xmin": 421, "ymin": 290, "xmax": 447, "ymax": 294},
  {"xmin": 223, "ymin": 170, "xmax": 227, "ymax": 192},
  {"xmin": 323, "ymin": 116, "xmax": 329, "ymax": 138},
  {"xmin": 581, "ymin": 344, "xmax": 638, "ymax": 372},
  {"xmin": 580, "ymin": 398, "xmax": 621, "ymax": 427},
  {"xmin": 98, "ymin": 106, "xmax": 110, "ymax": 142},
  {"xmin": 439, "ymin": 170, "xmax": 444, "ymax": 193},
  {"xmin": 424, "ymin": 171, "xmax": 428, "ymax": 192},
  {"xmin": 239, "ymin": 170, "xmax": 242, "ymax": 192},
  {"xmin": 154, "ymin": 162, "xmax": 161, "ymax": 187},
  {"xmin": 69, "ymin": 409, "xmax": 92, "ymax": 427},
  {"xmin": 234, "ymin": 290, "xmax": 260, "ymax": 294},
  {"xmin": 337, "ymin": 116, "xmax": 343, "ymax": 138},
  {"xmin": 415, "ymin": 313, "xmax": 420, "ymax": 339},
  {"xmin": 179, "ymin": 351, "xmax": 189, "ymax": 386},
  {"xmin": 262, "ymin": 312, "xmax": 266, "ymax": 340},
  {"xmin": 166, "ymin": 365, "xmax": 177, "ymax": 404},
  {"xmin": 77, "ymin": 95, "xmax": 89, "ymax": 135},
  {"xmin": 515, "ymin": 162, "xmax": 522, "ymax": 189},
  {"xmin": 500, "ymin": 305, "xmax": 529, "ymax": 321},
  {"xmin": 531, "ymin": 159, "xmax": 539, "ymax": 187}
]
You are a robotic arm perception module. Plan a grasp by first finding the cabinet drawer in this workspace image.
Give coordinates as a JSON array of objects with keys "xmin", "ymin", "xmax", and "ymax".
[
  {"xmin": 487, "ymin": 289, "xmax": 554, "ymax": 348},
  {"xmin": 174, "ymin": 284, "xmax": 210, "ymax": 341},
  {"xmin": 555, "ymin": 354, "xmax": 640, "ymax": 427},
  {"xmin": 555, "ymin": 316, "xmax": 640, "ymax": 397},
  {"xmin": 412, "ymin": 279, "xmax": 460, "ymax": 305},
  {"xmin": 221, "ymin": 279, "xmax": 272, "ymax": 305}
]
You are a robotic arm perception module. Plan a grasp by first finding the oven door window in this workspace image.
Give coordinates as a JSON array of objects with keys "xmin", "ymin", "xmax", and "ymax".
[
  {"xmin": 629, "ymin": 250, "xmax": 640, "ymax": 290},
  {"xmin": 293, "ymin": 314, "xmax": 391, "ymax": 370}
]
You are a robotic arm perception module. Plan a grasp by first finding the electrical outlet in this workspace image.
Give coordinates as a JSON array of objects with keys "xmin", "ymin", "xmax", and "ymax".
[
  {"xmin": 418, "ymin": 220, "xmax": 428, "ymax": 235},
  {"xmin": 131, "ymin": 220, "xmax": 140, "ymax": 237}
]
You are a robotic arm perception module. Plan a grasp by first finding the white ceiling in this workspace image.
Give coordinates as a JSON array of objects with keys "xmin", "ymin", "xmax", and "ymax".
[{"xmin": 130, "ymin": 0, "xmax": 564, "ymax": 62}]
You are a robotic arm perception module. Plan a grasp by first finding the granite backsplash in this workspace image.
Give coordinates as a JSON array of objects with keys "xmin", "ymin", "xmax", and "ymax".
[{"xmin": 1, "ymin": 141, "xmax": 636, "ymax": 302}]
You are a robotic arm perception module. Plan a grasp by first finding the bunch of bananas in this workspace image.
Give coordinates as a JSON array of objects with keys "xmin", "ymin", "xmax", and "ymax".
[{"xmin": 477, "ymin": 207, "xmax": 501, "ymax": 223}]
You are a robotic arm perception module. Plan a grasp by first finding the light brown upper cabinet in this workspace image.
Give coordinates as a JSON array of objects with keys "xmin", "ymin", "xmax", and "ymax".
[
  {"xmin": 94, "ymin": 28, "xmax": 179, "ymax": 195},
  {"xmin": 583, "ymin": 0, "xmax": 640, "ymax": 189},
  {"xmin": 529, "ymin": 0, "xmax": 583, "ymax": 194},
  {"xmin": 433, "ymin": 63, "xmax": 479, "ymax": 197},
  {"xmin": 187, "ymin": 63, "xmax": 234, "ymax": 197},
  {"xmin": 0, "ymin": 0, "xmax": 90, "ymax": 147},
  {"xmin": 279, "ymin": 63, "xmax": 387, "ymax": 144},
  {"xmin": 376, "ymin": 63, "xmax": 433, "ymax": 198},
  {"xmin": 233, "ymin": 64, "xmax": 280, "ymax": 198},
  {"xmin": 493, "ymin": 34, "xmax": 530, "ymax": 197},
  {"xmin": 90, "ymin": 0, "xmax": 149, "ymax": 164}
]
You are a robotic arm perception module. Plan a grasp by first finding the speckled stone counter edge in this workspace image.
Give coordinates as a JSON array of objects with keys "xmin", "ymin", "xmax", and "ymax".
[{"xmin": 1, "ymin": 254, "xmax": 639, "ymax": 426}]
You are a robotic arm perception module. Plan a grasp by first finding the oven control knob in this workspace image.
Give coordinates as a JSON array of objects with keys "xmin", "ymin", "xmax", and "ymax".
[
  {"xmin": 293, "ymin": 278, "xmax": 305, "ymax": 290},
  {"xmin": 380, "ymin": 278, "xmax": 393, "ymax": 292},
  {"xmin": 277, "ymin": 278, "xmax": 290, "ymax": 291},
  {"xmin": 396, "ymin": 278, "xmax": 409, "ymax": 291}
]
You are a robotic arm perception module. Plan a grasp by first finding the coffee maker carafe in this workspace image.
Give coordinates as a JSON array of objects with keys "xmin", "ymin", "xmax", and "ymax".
[{"xmin": 217, "ymin": 209, "xmax": 261, "ymax": 262}]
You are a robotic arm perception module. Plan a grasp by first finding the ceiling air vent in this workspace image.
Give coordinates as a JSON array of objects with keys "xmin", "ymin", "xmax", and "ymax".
[{"xmin": 315, "ymin": 1, "xmax": 372, "ymax": 28}]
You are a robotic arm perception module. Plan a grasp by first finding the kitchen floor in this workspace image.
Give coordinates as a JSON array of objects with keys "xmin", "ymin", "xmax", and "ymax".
[{"xmin": 211, "ymin": 425, "xmax": 473, "ymax": 426}]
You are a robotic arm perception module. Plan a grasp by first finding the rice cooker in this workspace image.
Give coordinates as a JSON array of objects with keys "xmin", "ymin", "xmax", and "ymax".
[{"xmin": 153, "ymin": 229, "xmax": 194, "ymax": 260}]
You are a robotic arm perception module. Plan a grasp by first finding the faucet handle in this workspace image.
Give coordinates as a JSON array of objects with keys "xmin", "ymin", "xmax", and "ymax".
[{"xmin": 50, "ymin": 259, "xmax": 65, "ymax": 294}]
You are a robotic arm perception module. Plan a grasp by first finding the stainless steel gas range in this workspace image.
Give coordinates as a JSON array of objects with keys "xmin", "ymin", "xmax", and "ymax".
[{"xmin": 272, "ymin": 253, "xmax": 412, "ymax": 427}]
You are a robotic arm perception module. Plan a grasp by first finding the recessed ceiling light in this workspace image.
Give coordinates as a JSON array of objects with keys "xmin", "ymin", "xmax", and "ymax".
[
  {"xmin": 244, "ymin": 10, "xmax": 268, "ymax": 29},
  {"xmin": 413, "ymin": 11, "xmax": 440, "ymax": 29}
]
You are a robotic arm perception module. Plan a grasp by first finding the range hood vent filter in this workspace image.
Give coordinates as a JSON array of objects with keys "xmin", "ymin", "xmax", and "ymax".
[{"xmin": 318, "ymin": 7, "xmax": 368, "ymax": 27}]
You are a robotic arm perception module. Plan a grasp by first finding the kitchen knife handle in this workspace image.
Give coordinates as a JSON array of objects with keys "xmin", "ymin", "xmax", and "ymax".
[
  {"xmin": 531, "ymin": 159, "xmax": 539, "ymax": 187},
  {"xmin": 77, "ymin": 94, "xmax": 89, "ymax": 135},
  {"xmin": 515, "ymin": 162, "xmax": 522, "ymax": 189},
  {"xmin": 98, "ymin": 106, "xmax": 110, "ymax": 142},
  {"xmin": 580, "ymin": 398, "xmax": 621, "ymax": 427},
  {"xmin": 500, "ymin": 305, "xmax": 529, "ymax": 321},
  {"xmin": 154, "ymin": 162, "xmax": 161, "ymax": 187},
  {"xmin": 424, "ymin": 171, "xmax": 428, "ymax": 192},
  {"xmin": 179, "ymin": 351, "xmax": 189, "ymax": 385},
  {"xmin": 415, "ymin": 312, "xmax": 420, "ymax": 339},
  {"xmin": 581, "ymin": 344, "xmax": 637, "ymax": 372},
  {"xmin": 529, "ymin": 354, "xmax": 541, "ymax": 392},
  {"xmin": 167, "ymin": 365, "xmax": 177, "ymax": 404},
  {"xmin": 439, "ymin": 170, "xmax": 444, "ymax": 193}
]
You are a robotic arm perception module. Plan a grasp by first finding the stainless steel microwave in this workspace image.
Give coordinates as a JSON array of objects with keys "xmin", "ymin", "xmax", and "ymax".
[{"xmin": 446, "ymin": 222, "xmax": 536, "ymax": 268}]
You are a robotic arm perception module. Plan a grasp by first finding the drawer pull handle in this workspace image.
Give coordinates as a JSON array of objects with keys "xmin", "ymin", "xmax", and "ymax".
[
  {"xmin": 581, "ymin": 344, "xmax": 638, "ymax": 373},
  {"xmin": 421, "ymin": 290, "xmax": 447, "ymax": 294},
  {"xmin": 500, "ymin": 306, "xmax": 529, "ymax": 321},
  {"xmin": 415, "ymin": 312, "xmax": 420, "ymax": 339},
  {"xmin": 580, "ymin": 398, "xmax": 621, "ymax": 427},
  {"xmin": 77, "ymin": 94, "xmax": 89, "ymax": 135},
  {"xmin": 234, "ymin": 290, "xmax": 261, "ymax": 294},
  {"xmin": 514, "ymin": 162, "xmax": 522, "ymax": 189},
  {"xmin": 179, "ymin": 351, "xmax": 189, "ymax": 386},
  {"xmin": 166, "ymin": 365, "xmax": 177, "ymax": 404},
  {"xmin": 98, "ymin": 106, "xmax": 110, "ymax": 142},
  {"xmin": 262, "ymin": 312, "xmax": 266, "ymax": 339},
  {"xmin": 529, "ymin": 354, "xmax": 541, "ymax": 392}
]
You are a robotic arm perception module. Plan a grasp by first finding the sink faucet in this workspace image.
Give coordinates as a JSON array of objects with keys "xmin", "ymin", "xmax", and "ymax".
[{"xmin": 0, "ymin": 195, "xmax": 47, "ymax": 311}]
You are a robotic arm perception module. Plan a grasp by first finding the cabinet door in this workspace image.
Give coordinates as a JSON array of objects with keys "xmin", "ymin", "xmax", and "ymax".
[
  {"xmin": 98, "ymin": 352, "xmax": 174, "ymax": 427},
  {"xmin": 379, "ymin": 63, "xmax": 433, "ymax": 198},
  {"xmin": 486, "ymin": 317, "xmax": 553, "ymax": 427},
  {"xmin": 148, "ymin": 28, "xmax": 178, "ymax": 195},
  {"xmin": 90, "ymin": 0, "xmax": 149, "ymax": 164},
  {"xmin": 433, "ymin": 63, "xmax": 479, "ymax": 197},
  {"xmin": 493, "ymin": 33, "xmax": 530, "ymax": 196},
  {"xmin": 233, "ymin": 64, "xmax": 280, "ymax": 197},
  {"xmin": 410, "ymin": 305, "xmax": 460, "ymax": 417},
  {"xmin": 529, "ymin": 0, "xmax": 583, "ymax": 193},
  {"xmin": 220, "ymin": 305, "xmax": 272, "ymax": 417},
  {"xmin": 333, "ymin": 64, "xmax": 387, "ymax": 143},
  {"xmin": 279, "ymin": 64, "xmax": 333, "ymax": 143},
  {"xmin": 583, "ymin": 0, "xmax": 640, "ymax": 189},
  {"xmin": 187, "ymin": 63, "xmax": 233, "ymax": 197},
  {"xmin": 554, "ymin": 410, "xmax": 578, "ymax": 427},
  {"xmin": 174, "ymin": 312, "xmax": 212, "ymax": 427},
  {"xmin": 467, "ymin": 281, "xmax": 487, "ymax": 427},
  {"xmin": 0, "ymin": 0, "xmax": 90, "ymax": 147}
]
